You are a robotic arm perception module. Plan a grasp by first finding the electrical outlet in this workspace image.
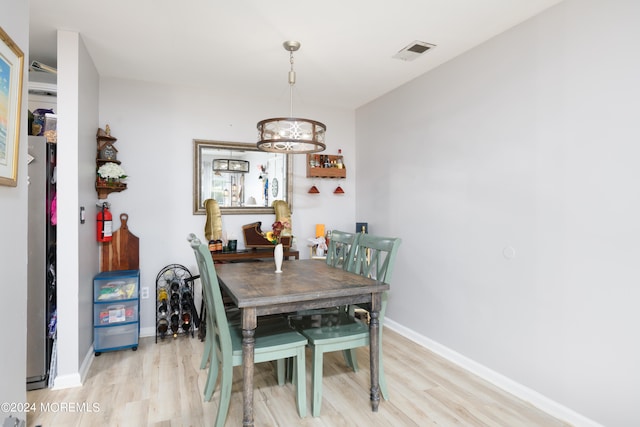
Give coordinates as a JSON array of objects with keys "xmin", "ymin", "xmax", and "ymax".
[{"xmin": 141, "ymin": 287, "xmax": 149, "ymax": 299}]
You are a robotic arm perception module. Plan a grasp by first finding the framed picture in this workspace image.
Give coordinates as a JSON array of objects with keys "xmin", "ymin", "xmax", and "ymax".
[{"xmin": 0, "ymin": 26, "xmax": 24, "ymax": 187}]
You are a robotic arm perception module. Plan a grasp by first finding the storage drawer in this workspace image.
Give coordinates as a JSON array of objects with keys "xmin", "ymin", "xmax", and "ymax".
[
  {"xmin": 94, "ymin": 323, "xmax": 138, "ymax": 351},
  {"xmin": 94, "ymin": 270, "xmax": 139, "ymax": 301},
  {"xmin": 94, "ymin": 301, "xmax": 138, "ymax": 325}
]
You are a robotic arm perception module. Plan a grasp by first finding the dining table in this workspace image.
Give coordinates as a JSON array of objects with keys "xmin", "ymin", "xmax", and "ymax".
[{"xmin": 214, "ymin": 259, "xmax": 389, "ymax": 426}]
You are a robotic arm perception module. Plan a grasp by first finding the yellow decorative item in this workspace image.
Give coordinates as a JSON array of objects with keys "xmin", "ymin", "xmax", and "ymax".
[{"xmin": 204, "ymin": 199, "xmax": 222, "ymax": 242}]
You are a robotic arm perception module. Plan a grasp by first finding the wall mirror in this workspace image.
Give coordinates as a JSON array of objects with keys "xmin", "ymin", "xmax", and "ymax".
[{"xmin": 193, "ymin": 139, "xmax": 292, "ymax": 215}]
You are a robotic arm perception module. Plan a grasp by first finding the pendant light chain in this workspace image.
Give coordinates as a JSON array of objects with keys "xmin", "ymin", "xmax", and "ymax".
[
  {"xmin": 256, "ymin": 41, "xmax": 326, "ymax": 154},
  {"xmin": 289, "ymin": 49, "xmax": 295, "ymax": 117}
]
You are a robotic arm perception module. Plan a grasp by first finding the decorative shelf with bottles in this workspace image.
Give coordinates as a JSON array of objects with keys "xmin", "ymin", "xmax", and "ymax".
[
  {"xmin": 155, "ymin": 264, "xmax": 196, "ymax": 342},
  {"xmin": 306, "ymin": 152, "xmax": 346, "ymax": 178},
  {"xmin": 96, "ymin": 125, "xmax": 127, "ymax": 199}
]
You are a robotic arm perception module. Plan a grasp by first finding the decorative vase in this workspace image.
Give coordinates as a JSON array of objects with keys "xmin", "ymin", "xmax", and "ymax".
[{"xmin": 274, "ymin": 243, "xmax": 283, "ymax": 273}]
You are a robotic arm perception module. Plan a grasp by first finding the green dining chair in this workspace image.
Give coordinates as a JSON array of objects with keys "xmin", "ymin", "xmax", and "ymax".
[
  {"xmin": 293, "ymin": 230, "xmax": 360, "ymax": 323},
  {"xmin": 188, "ymin": 234, "xmax": 308, "ymax": 425},
  {"xmin": 293, "ymin": 234, "xmax": 401, "ymax": 417},
  {"xmin": 326, "ymin": 230, "xmax": 360, "ymax": 269}
]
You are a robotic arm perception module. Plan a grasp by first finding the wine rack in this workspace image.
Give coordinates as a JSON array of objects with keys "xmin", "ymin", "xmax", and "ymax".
[{"xmin": 155, "ymin": 264, "xmax": 196, "ymax": 342}]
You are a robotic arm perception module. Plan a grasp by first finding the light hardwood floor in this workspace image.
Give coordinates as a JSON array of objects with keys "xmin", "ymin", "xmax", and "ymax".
[{"xmin": 27, "ymin": 328, "xmax": 570, "ymax": 426}]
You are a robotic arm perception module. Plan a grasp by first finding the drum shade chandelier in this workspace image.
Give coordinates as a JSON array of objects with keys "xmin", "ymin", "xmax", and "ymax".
[{"xmin": 257, "ymin": 41, "xmax": 326, "ymax": 154}]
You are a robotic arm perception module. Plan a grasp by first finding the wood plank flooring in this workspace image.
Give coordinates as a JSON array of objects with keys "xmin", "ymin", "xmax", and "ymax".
[{"xmin": 27, "ymin": 328, "xmax": 570, "ymax": 426}]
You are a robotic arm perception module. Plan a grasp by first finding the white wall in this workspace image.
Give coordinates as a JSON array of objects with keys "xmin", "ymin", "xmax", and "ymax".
[
  {"xmin": 98, "ymin": 77, "xmax": 355, "ymax": 334},
  {"xmin": 54, "ymin": 30, "xmax": 100, "ymax": 388},
  {"xmin": 0, "ymin": 0, "xmax": 28, "ymax": 421},
  {"xmin": 356, "ymin": 1, "xmax": 639, "ymax": 425}
]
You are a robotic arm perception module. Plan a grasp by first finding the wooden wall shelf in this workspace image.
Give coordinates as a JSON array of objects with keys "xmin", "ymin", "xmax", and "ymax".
[
  {"xmin": 96, "ymin": 182, "xmax": 127, "ymax": 199},
  {"xmin": 96, "ymin": 126, "xmax": 127, "ymax": 199},
  {"xmin": 306, "ymin": 154, "xmax": 346, "ymax": 178},
  {"xmin": 97, "ymin": 158, "xmax": 121, "ymax": 165}
]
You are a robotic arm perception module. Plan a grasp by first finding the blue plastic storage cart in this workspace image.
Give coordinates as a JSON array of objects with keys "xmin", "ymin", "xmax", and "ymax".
[{"xmin": 93, "ymin": 269, "xmax": 140, "ymax": 355}]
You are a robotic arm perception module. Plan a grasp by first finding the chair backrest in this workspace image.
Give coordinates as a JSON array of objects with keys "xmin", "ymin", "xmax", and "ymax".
[
  {"xmin": 188, "ymin": 234, "xmax": 232, "ymax": 360},
  {"xmin": 326, "ymin": 230, "xmax": 360, "ymax": 270},
  {"xmin": 349, "ymin": 234, "xmax": 401, "ymax": 285},
  {"xmin": 347, "ymin": 234, "xmax": 401, "ymax": 321}
]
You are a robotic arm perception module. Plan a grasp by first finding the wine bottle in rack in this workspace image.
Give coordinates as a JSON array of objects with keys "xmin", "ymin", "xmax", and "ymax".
[
  {"xmin": 182, "ymin": 312, "xmax": 191, "ymax": 331},
  {"xmin": 157, "ymin": 318, "xmax": 168, "ymax": 337},
  {"xmin": 158, "ymin": 287, "xmax": 168, "ymax": 302},
  {"xmin": 170, "ymin": 313, "xmax": 180, "ymax": 337},
  {"xmin": 158, "ymin": 300, "xmax": 168, "ymax": 317},
  {"xmin": 170, "ymin": 279, "xmax": 180, "ymax": 293},
  {"xmin": 182, "ymin": 301, "xmax": 191, "ymax": 314},
  {"xmin": 171, "ymin": 289, "xmax": 179, "ymax": 299},
  {"xmin": 171, "ymin": 302, "xmax": 180, "ymax": 316},
  {"xmin": 170, "ymin": 292, "xmax": 180, "ymax": 310}
]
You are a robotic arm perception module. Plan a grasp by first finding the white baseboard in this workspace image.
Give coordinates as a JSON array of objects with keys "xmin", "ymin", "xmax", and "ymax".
[
  {"xmin": 140, "ymin": 327, "xmax": 155, "ymax": 338},
  {"xmin": 79, "ymin": 345, "xmax": 94, "ymax": 384},
  {"xmin": 51, "ymin": 372, "xmax": 82, "ymax": 390},
  {"xmin": 384, "ymin": 318, "xmax": 602, "ymax": 427},
  {"xmin": 50, "ymin": 344, "xmax": 94, "ymax": 390}
]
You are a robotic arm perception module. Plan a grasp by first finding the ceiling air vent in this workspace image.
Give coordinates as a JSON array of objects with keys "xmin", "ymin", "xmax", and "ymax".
[{"xmin": 392, "ymin": 41, "xmax": 436, "ymax": 61}]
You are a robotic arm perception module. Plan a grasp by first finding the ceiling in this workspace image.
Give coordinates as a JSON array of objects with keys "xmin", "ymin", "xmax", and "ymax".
[{"xmin": 28, "ymin": 0, "xmax": 563, "ymax": 110}]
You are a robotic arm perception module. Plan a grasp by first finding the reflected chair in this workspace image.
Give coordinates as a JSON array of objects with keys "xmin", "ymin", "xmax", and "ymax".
[
  {"xmin": 293, "ymin": 234, "xmax": 401, "ymax": 417},
  {"xmin": 188, "ymin": 234, "xmax": 307, "ymax": 425}
]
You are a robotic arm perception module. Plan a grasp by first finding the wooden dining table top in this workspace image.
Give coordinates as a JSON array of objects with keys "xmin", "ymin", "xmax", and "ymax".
[{"xmin": 214, "ymin": 259, "xmax": 389, "ymax": 313}]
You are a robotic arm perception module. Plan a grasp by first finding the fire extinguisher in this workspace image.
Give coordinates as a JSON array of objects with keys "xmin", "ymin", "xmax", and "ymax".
[{"xmin": 97, "ymin": 203, "xmax": 113, "ymax": 242}]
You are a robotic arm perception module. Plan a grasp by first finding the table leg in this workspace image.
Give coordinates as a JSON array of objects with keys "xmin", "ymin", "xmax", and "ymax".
[
  {"xmin": 242, "ymin": 307, "xmax": 257, "ymax": 427},
  {"xmin": 369, "ymin": 293, "xmax": 381, "ymax": 412}
]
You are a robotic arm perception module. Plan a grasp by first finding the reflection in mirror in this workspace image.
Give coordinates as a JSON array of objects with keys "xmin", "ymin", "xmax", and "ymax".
[{"xmin": 193, "ymin": 139, "xmax": 292, "ymax": 215}]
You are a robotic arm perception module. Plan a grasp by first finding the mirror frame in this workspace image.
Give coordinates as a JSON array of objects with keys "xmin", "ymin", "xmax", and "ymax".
[{"xmin": 193, "ymin": 139, "xmax": 293, "ymax": 215}]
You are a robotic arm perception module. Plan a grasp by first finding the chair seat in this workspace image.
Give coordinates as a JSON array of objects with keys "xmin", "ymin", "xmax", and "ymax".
[
  {"xmin": 229, "ymin": 319, "xmax": 308, "ymax": 359},
  {"xmin": 293, "ymin": 312, "xmax": 369, "ymax": 343}
]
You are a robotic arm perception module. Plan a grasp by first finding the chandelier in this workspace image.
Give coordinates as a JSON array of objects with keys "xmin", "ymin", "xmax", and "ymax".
[{"xmin": 257, "ymin": 41, "xmax": 326, "ymax": 154}]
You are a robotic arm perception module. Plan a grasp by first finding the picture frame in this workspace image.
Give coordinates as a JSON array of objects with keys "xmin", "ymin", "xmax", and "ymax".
[{"xmin": 0, "ymin": 26, "xmax": 25, "ymax": 187}]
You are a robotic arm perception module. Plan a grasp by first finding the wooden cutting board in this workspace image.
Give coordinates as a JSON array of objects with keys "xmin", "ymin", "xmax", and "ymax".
[{"xmin": 101, "ymin": 213, "xmax": 139, "ymax": 272}]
